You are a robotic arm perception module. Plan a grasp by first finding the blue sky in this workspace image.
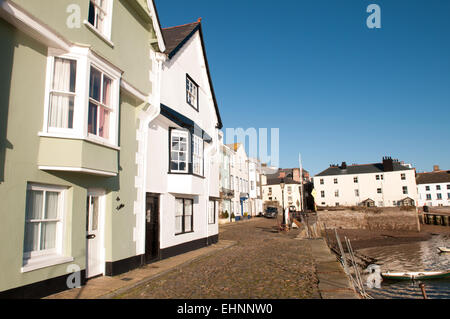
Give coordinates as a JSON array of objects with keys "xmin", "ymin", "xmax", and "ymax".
[{"xmin": 155, "ymin": 0, "xmax": 450, "ymax": 175}]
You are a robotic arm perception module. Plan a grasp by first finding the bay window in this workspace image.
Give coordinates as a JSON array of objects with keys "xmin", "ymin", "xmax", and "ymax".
[{"xmin": 42, "ymin": 49, "xmax": 120, "ymax": 147}]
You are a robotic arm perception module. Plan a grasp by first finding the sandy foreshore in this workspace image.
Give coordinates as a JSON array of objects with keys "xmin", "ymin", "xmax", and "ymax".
[{"xmin": 324, "ymin": 224, "xmax": 450, "ymax": 251}]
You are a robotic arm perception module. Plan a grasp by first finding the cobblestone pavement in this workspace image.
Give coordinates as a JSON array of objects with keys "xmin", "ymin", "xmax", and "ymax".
[{"xmin": 117, "ymin": 218, "xmax": 321, "ymax": 299}]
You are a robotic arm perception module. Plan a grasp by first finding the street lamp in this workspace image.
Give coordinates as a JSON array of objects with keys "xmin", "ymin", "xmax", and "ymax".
[{"xmin": 280, "ymin": 178, "xmax": 285, "ymax": 226}]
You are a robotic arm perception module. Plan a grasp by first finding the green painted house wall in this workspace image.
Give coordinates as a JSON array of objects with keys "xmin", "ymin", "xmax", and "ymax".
[{"xmin": 0, "ymin": 0, "xmax": 159, "ymax": 295}]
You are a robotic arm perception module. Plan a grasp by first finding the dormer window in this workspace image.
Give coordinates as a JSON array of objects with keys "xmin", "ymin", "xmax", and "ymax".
[{"xmin": 186, "ymin": 75, "xmax": 198, "ymax": 110}]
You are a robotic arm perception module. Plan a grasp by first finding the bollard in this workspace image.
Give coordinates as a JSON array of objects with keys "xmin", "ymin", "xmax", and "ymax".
[{"xmin": 419, "ymin": 283, "xmax": 428, "ymax": 299}]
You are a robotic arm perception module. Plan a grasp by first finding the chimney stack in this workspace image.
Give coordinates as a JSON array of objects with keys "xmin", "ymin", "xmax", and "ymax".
[
  {"xmin": 433, "ymin": 165, "xmax": 440, "ymax": 172},
  {"xmin": 293, "ymin": 168, "xmax": 300, "ymax": 182},
  {"xmin": 279, "ymin": 171, "xmax": 286, "ymax": 179},
  {"xmin": 383, "ymin": 156, "xmax": 394, "ymax": 172},
  {"xmin": 340, "ymin": 162, "xmax": 347, "ymax": 169}
]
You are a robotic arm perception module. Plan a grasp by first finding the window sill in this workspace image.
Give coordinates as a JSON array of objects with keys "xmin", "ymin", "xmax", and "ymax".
[
  {"xmin": 168, "ymin": 172, "xmax": 206, "ymax": 179},
  {"xmin": 175, "ymin": 231, "xmax": 194, "ymax": 236},
  {"xmin": 83, "ymin": 21, "xmax": 114, "ymax": 48},
  {"xmin": 21, "ymin": 255, "xmax": 74, "ymax": 273}
]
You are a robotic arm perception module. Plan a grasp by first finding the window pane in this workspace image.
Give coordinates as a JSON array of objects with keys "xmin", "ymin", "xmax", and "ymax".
[
  {"xmin": 185, "ymin": 200, "xmax": 193, "ymax": 216},
  {"xmin": 26, "ymin": 190, "xmax": 43, "ymax": 220},
  {"xmin": 89, "ymin": 68, "xmax": 102, "ymax": 102},
  {"xmin": 45, "ymin": 192, "xmax": 59, "ymax": 219},
  {"xmin": 41, "ymin": 222, "xmax": 57, "ymax": 250},
  {"xmin": 88, "ymin": 1, "xmax": 96, "ymax": 26},
  {"xmin": 53, "ymin": 58, "xmax": 77, "ymax": 93},
  {"xmin": 170, "ymin": 161, "xmax": 179, "ymax": 171},
  {"xmin": 24, "ymin": 222, "xmax": 39, "ymax": 252},
  {"xmin": 99, "ymin": 107, "xmax": 110, "ymax": 139},
  {"xmin": 175, "ymin": 216, "xmax": 182, "ymax": 234},
  {"xmin": 88, "ymin": 102, "xmax": 98, "ymax": 134},
  {"xmin": 184, "ymin": 215, "xmax": 192, "ymax": 232},
  {"xmin": 102, "ymin": 76, "xmax": 112, "ymax": 106},
  {"xmin": 49, "ymin": 94, "xmax": 74, "ymax": 129},
  {"xmin": 91, "ymin": 196, "xmax": 99, "ymax": 231}
]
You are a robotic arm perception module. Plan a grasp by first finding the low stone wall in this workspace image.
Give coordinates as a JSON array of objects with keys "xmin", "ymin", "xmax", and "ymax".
[{"xmin": 317, "ymin": 208, "xmax": 420, "ymax": 231}]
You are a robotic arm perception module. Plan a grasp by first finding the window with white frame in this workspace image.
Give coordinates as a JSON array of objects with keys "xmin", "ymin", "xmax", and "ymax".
[
  {"xmin": 88, "ymin": 66, "xmax": 113, "ymax": 139},
  {"xmin": 88, "ymin": 0, "xmax": 112, "ymax": 38},
  {"xmin": 44, "ymin": 51, "xmax": 120, "ymax": 147},
  {"xmin": 193, "ymin": 135, "xmax": 204, "ymax": 176},
  {"xmin": 170, "ymin": 130, "xmax": 189, "ymax": 173},
  {"xmin": 48, "ymin": 58, "xmax": 77, "ymax": 130},
  {"xmin": 23, "ymin": 184, "xmax": 66, "ymax": 262},
  {"xmin": 209, "ymin": 200, "xmax": 217, "ymax": 224},
  {"xmin": 186, "ymin": 75, "xmax": 198, "ymax": 110},
  {"xmin": 175, "ymin": 198, "xmax": 193, "ymax": 235}
]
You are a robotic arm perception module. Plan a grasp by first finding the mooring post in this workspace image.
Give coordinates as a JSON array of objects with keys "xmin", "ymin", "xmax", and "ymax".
[{"xmin": 419, "ymin": 283, "xmax": 428, "ymax": 299}]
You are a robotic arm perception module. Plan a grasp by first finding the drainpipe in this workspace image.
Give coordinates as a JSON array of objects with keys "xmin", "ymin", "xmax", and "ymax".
[
  {"xmin": 136, "ymin": 51, "xmax": 165, "ymax": 257},
  {"xmin": 204, "ymin": 128, "xmax": 219, "ymax": 246}
]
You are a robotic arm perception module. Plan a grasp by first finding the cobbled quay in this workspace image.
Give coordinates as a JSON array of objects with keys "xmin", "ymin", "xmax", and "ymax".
[{"xmin": 117, "ymin": 218, "xmax": 321, "ymax": 299}]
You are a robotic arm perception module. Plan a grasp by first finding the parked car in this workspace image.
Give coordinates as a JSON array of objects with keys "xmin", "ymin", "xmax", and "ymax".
[{"xmin": 264, "ymin": 207, "xmax": 278, "ymax": 218}]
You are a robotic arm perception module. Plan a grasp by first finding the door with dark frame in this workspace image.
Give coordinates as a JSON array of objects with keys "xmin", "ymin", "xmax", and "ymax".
[{"xmin": 145, "ymin": 193, "xmax": 160, "ymax": 263}]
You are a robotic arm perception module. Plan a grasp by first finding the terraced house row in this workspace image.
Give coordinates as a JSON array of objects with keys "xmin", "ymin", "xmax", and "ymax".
[{"xmin": 0, "ymin": 0, "xmax": 222, "ymax": 298}]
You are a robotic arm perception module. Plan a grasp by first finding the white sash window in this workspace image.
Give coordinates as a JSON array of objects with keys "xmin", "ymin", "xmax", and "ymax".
[
  {"xmin": 175, "ymin": 198, "xmax": 194, "ymax": 235},
  {"xmin": 88, "ymin": 66, "xmax": 113, "ymax": 140},
  {"xmin": 23, "ymin": 184, "xmax": 65, "ymax": 260},
  {"xmin": 170, "ymin": 130, "xmax": 189, "ymax": 173},
  {"xmin": 88, "ymin": 0, "xmax": 112, "ymax": 39},
  {"xmin": 48, "ymin": 58, "xmax": 77, "ymax": 130},
  {"xmin": 193, "ymin": 135, "xmax": 204, "ymax": 176}
]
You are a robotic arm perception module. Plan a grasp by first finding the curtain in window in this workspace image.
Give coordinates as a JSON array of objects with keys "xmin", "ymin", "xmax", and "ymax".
[
  {"xmin": 175, "ymin": 199, "xmax": 183, "ymax": 234},
  {"xmin": 184, "ymin": 200, "xmax": 193, "ymax": 232},
  {"xmin": 49, "ymin": 58, "xmax": 76, "ymax": 129}
]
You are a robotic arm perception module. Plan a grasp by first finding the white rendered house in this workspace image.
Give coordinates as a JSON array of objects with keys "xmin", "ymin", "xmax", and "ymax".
[
  {"xmin": 228, "ymin": 143, "xmax": 250, "ymax": 219},
  {"xmin": 145, "ymin": 20, "xmax": 222, "ymax": 261},
  {"xmin": 313, "ymin": 157, "xmax": 418, "ymax": 207},
  {"xmin": 416, "ymin": 166, "xmax": 450, "ymax": 207}
]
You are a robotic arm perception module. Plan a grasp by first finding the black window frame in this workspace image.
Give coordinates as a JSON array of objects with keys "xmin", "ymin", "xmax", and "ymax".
[
  {"xmin": 175, "ymin": 198, "xmax": 194, "ymax": 235},
  {"xmin": 186, "ymin": 74, "xmax": 199, "ymax": 111}
]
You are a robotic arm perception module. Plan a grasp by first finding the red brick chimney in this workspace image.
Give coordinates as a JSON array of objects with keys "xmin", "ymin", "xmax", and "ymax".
[
  {"xmin": 433, "ymin": 165, "xmax": 440, "ymax": 172},
  {"xmin": 279, "ymin": 171, "xmax": 286, "ymax": 179},
  {"xmin": 293, "ymin": 168, "xmax": 300, "ymax": 182}
]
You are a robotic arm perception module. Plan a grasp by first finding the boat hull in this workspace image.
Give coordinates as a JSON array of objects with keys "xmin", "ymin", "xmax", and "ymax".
[{"xmin": 382, "ymin": 271, "xmax": 450, "ymax": 281}]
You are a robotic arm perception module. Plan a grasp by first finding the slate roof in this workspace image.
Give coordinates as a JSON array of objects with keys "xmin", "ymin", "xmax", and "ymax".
[
  {"xmin": 161, "ymin": 20, "xmax": 223, "ymax": 129},
  {"xmin": 416, "ymin": 171, "xmax": 450, "ymax": 185},
  {"xmin": 315, "ymin": 162, "xmax": 413, "ymax": 177}
]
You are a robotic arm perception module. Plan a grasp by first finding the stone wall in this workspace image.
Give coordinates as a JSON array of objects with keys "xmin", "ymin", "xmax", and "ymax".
[{"xmin": 317, "ymin": 207, "xmax": 420, "ymax": 231}]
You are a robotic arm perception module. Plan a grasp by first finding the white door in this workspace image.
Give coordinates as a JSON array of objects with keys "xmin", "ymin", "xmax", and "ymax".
[{"xmin": 86, "ymin": 191, "xmax": 104, "ymax": 278}]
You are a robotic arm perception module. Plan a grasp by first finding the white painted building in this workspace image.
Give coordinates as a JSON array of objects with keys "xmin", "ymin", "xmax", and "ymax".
[
  {"xmin": 416, "ymin": 166, "xmax": 450, "ymax": 207},
  {"xmin": 262, "ymin": 178, "xmax": 302, "ymax": 210},
  {"xmin": 145, "ymin": 20, "xmax": 222, "ymax": 260},
  {"xmin": 228, "ymin": 143, "xmax": 249, "ymax": 219},
  {"xmin": 248, "ymin": 157, "xmax": 263, "ymax": 216},
  {"xmin": 313, "ymin": 157, "xmax": 417, "ymax": 207}
]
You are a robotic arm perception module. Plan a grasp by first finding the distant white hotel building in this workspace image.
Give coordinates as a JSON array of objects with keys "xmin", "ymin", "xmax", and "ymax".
[
  {"xmin": 313, "ymin": 157, "xmax": 417, "ymax": 207},
  {"xmin": 416, "ymin": 166, "xmax": 450, "ymax": 207}
]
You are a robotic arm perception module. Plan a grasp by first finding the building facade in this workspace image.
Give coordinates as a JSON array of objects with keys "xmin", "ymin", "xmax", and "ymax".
[
  {"xmin": 219, "ymin": 140, "xmax": 234, "ymax": 220},
  {"xmin": 0, "ymin": 0, "xmax": 166, "ymax": 297},
  {"xmin": 313, "ymin": 157, "xmax": 418, "ymax": 207},
  {"xmin": 248, "ymin": 157, "xmax": 263, "ymax": 216},
  {"xmin": 416, "ymin": 166, "xmax": 450, "ymax": 207},
  {"xmin": 228, "ymin": 143, "xmax": 249, "ymax": 219},
  {"xmin": 145, "ymin": 20, "xmax": 222, "ymax": 261}
]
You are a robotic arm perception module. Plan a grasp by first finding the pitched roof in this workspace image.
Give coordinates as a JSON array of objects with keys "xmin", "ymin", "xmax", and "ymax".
[
  {"xmin": 161, "ymin": 20, "xmax": 223, "ymax": 129},
  {"xmin": 315, "ymin": 162, "xmax": 413, "ymax": 177},
  {"xmin": 265, "ymin": 177, "xmax": 301, "ymax": 186},
  {"xmin": 416, "ymin": 171, "xmax": 450, "ymax": 185}
]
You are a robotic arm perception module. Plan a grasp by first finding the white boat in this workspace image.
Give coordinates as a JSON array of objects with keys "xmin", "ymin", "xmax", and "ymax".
[
  {"xmin": 438, "ymin": 247, "xmax": 450, "ymax": 253},
  {"xmin": 381, "ymin": 270, "xmax": 450, "ymax": 280}
]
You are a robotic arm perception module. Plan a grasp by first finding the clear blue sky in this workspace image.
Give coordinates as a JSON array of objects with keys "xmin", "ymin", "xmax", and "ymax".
[{"xmin": 155, "ymin": 0, "xmax": 450, "ymax": 175}]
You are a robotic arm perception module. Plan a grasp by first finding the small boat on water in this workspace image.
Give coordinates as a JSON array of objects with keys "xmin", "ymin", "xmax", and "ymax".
[
  {"xmin": 381, "ymin": 270, "xmax": 450, "ymax": 281},
  {"xmin": 438, "ymin": 247, "xmax": 450, "ymax": 253}
]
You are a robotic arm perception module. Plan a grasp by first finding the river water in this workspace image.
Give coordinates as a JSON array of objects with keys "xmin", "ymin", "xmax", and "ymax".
[{"xmin": 358, "ymin": 234, "xmax": 450, "ymax": 299}]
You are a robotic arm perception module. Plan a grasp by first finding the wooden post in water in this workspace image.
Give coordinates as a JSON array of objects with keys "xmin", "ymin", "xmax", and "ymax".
[{"xmin": 419, "ymin": 283, "xmax": 428, "ymax": 299}]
